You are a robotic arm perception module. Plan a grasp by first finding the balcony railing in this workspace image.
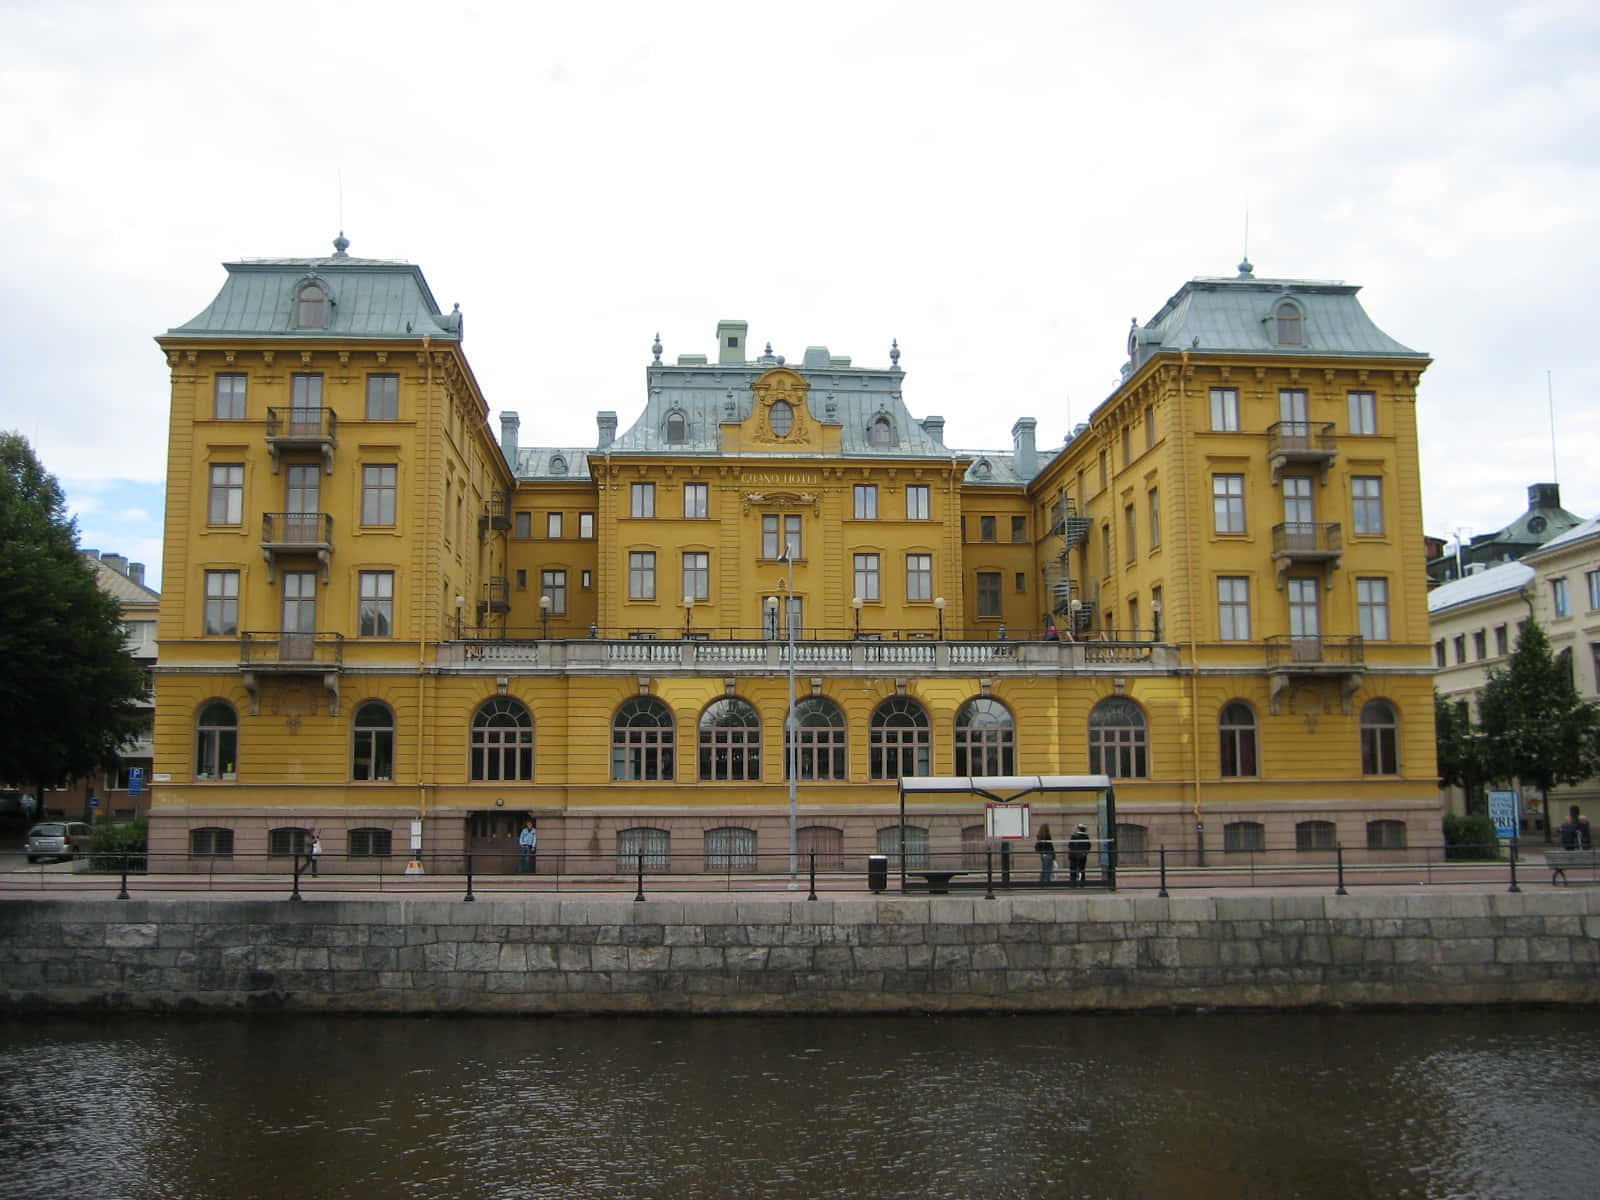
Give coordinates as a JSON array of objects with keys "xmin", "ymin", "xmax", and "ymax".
[
  {"xmin": 480, "ymin": 492, "xmax": 512, "ymax": 533},
  {"xmin": 478, "ymin": 577, "xmax": 511, "ymax": 616},
  {"xmin": 1266, "ymin": 420, "xmax": 1337, "ymax": 484},
  {"xmin": 1270, "ymin": 522, "xmax": 1343, "ymax": 588},
  {"xmin": 260, "ymin": 511, "xmax": 333, "ymax": 582},
  {"xmin": 1264, "ymin": 634, "xmax": 1364, "ymax": 668},
  {"xmin": 239, "ymin": 631, "xmax": 346, "ymax": 667},
  {"xmin": 265, "ymin": 406, "xmax": 337, "ymax": 473}
]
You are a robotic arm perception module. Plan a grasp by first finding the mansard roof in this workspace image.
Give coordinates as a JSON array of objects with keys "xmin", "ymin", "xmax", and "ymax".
[{"xmin": 165, "ymin": 235, "xmax": 462, "ymax": 342}]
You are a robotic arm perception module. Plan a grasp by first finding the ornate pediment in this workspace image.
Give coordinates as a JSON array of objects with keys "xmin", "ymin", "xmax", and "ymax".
[{"xmin": 747, "ymin": 368, "xmax": 817, "ymax": 449}]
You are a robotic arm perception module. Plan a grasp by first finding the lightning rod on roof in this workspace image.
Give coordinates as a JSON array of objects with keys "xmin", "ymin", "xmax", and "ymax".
[{"xmin": 1547, "ymin": 370, "xmax": 1559, "ymax": 485}]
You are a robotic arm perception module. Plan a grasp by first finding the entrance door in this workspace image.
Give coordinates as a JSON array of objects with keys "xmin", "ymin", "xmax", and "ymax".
[
  {"xmin": 1280, "ymin": 389, "xmax": 1310, "ymax": 451},
  {"xmin": 1283, "ymin": 476, "xmax": 1314, "ymax": 550},
  {"xmin": 285, "ymin": 464, "xmax": 321, "ymax": 542},
  {"xmin": 467, "ymin": 809, "xmax": 526, "ymax": 873},
  {"xmin": 281, "ymin": 571, "xmax": 316, "ymax": 660}
]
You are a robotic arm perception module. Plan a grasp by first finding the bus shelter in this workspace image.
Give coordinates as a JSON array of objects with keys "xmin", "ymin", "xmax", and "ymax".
[{"xmin": 895, "ymin": 775, "xmax": 1117, "ymax": 892}]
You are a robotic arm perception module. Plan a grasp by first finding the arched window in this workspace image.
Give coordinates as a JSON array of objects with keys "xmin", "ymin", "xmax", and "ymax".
[
  {"xmin": 349, "ymin": 827, "xmax": 393, "ymax": 858},
  {"xmin": 189, "ymin": 827, "xmax": 233, "ymax": 858},
  {"xmin": 787, "ymin": 697, "xmax": 846, "ymax": 781},
  {"xmin": 1274, "ymin": 299, "xmax": 1302, "ymax": 346},
  {"xmin": 352, "ymin": 701, "xmax": 395, "ymax": 781},
  {"xmin": 1367, "ymin": 819, "xmax": 1407, "ymax": 850},
  {"xmin": 195, "ymin": 701, "xmax": 237, "ymax": 781},
  {"xmin": 618, "ymin": 826, "xmax": 669, "ymax": 871},
  {"xmin": 1224, "ymin": 820, "xmax": 1265, "ymax": 853},
  {"xmin": 870, "ymin": 415, "xmax": 895, "ymax": 446},
  {"xmin": 699, "ymin": 698, "xmax": 761, "ymax": 781},
  {"xmin": 1360, "ymin": 700, "xmax": 1399, "ymax": 775},
  {"xmin": 1088, "ymin": 697, "xmax": 1148, "ymax": 779},
  {"xmin": 798, "ymin": 825, "xmax": 844, "ymax": 871},
  {"xmin": 954, "ymin": 698, "xmax": 1015, "ymax": 776},
  {"xmin": 295, "ymin": 282, "xmax": 328, "ymax": 329},
  {"xmin": 470, "ymin": 697, "xmax": 533, "ymax": 782},
  {"xmin": 870, "ymin": 697, "xmax": 931, "ymax": 780},
  {"xmin": 1116, "ymin": 823, "xmax": 1149, "ymax": 866},
  {"xmin": 613, "ymin": 697, "xmax": 675, "ymax": 781},
  {"xmin": 665, "ymin": 411, "xmax": 688, "ymax": 443},
  {"xmin": 269, "ymin": 826, "xmax": 312, "ymax": 858},
  {"xmin": 769, "ymin": 399, "xmax": 794, "ymax": 437},
  {"xmin": 704, "ymin": 826, "xmax": 756, "ymax": 870},
  {"xmin": 877, "ymin": 824, "xmax": 928, "ymax": 869},
  {"xmin": 1219, "ymin": 701, "xmax": 1258, "ymax": 777},
  {"xmin": 549, "ymin": 454, "xmax": 568, "ymax": 475},
  {"xmin": 1295, "ymin": 819, "xmax": 1337, "ymax": 851}
]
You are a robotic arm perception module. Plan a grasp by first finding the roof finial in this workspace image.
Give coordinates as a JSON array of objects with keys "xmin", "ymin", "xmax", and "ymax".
[
  {"xmin": 1237, "ymin": 257, "xmax": 1254, "ymax": 279},
  {"xmin": 332, "ymin": 231, "xmax": 349, "ymax": 257},
  {"xmin": 651, "ymin": 332, "xmax": 662, "ymax": 364},
  {"xmin": 890, "ymin": 338, "xmax": 900, "ymax": 368}
]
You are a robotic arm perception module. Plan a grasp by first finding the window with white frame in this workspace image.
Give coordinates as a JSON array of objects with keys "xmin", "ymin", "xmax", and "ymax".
[
  {"xmin": 698, "ymin": 699, "xmax": 761, "ymax": 782},
  {"xmin": 1351, "ymin": 477, "xmax": 1384, "ymax": 535},
  {"xmin": 1219, "ymin": 701, "xmax": 1258, "ymax": 777},
  {"xmin": 361, "ymin": 465, "xmax": 397, "ymax": 526},
  {"xmin": 547, "ymin": 512, "xmax": 563, "ymax": 538},
  {"xmin": 215, "ymin": 374, "xmax": 247, "ymax": 419},
  {"xmin": 471, "ymin": 697, "xmax": 533, "ymax": 782},
  {"xmin": 1213, "ymin": 474, "xmax": 1245, "ymax": 533},
  {"xmin": 366, "ymin": 374, "xmax": 399, "ymax": 420},
  {"xmin": 1088, "ymin": 697, "xmax": 1148, "ymax": 778},
  {"xmin": 1360, "ymin": 700, "xmax": 1399, "ymax": 775},
  {"xmin": 629, "ymin": 551, "xmax": 656, "ymax": 600},
  {"xmin": 1210, "ymin": 388, "xmax": 1240, "ymax": 431},
  {"xmin": 1552, "ymin": 577, "xmax": 1570, "ymax": 618},
  {"xmin": 612, "ymin": 697, "xmax": 675, "ymax": 781},
  {"xmin": 684, "ymin": 483, "xmax": 708, "ymax": 519},
  {"xmin": 514, "ymin": 512, "xmax": 531, "ymax": 539},
  {"xmin": 1217, "ymin": 576, "xmax": 1251, "ymax": 640},
  {"xmin": 630, "ymin": 482, "xmax": 655, "ymax": 518},
  {"xmin": 579, "ymin": 512, "xmax": 595, "ymax": 539},
  {"xmin": 1149, "ymin": 488, "xmax": 1161, "ymax": 548},
  {"xmin": 854, "ymin": 484, "xmax": 878, "ymax": 519},
  {"xmin": 208, "ymin": 464, "xmax": 244, "ymax": 525},
  {"xmin": 786, "ymin": 697, "xmax": 848, "ymax": 781},
  {"xmin": 870, "ymin": 697, "xmax": 930, "ymax": 779},
  {"xmin": 762, "ymin": 514, "xmax": 802, "ymax": 559},
  {"xmin": 1357, "ymin": 577, "xmax": 1390, "ymax": 641},
  {"xmin": 542, "ymin": 569, "xmax": 567, "ymax": 614},
  {"xmin": 704, "ymin": 826, "xmax": 756, "ymax": 870},
  {"xmin": 352, "ymin": 701, "xmax": 394, "ymax": 781},
  {"xmin": 1348, "ymin": 390, "xmax": 1377, "ymax": 435},
  {"xmin": 853, "ymin": 553, "xmax": 880, "ymax": 601},
  {"xmin": 906, "ymin": 553, "xmax": 933, "ymax": 602},
  {"xmin": 977, "ymin": 571, "xmax": 1002, "ymax": 617},
  {"xmin": 954, "ymin": 698, "xmax": 1015, "ymax": 775},
  {"xmin": 682, "ymin": 553, "xmax": 709, "ymax": 602},
  {"xmin": 358, "ymin": 571, "xmax": 394, "ymax": 637},
  {"xmin": 195, "ymin": 701, "xmax": 238, "ymax": 780},
  {"xmin": 906, "ymin": 485, "xmax": 930, "ymax": 520},
  {"xmin": 204, "ymin": 570, "xmax": 240, "ymax": 636}
]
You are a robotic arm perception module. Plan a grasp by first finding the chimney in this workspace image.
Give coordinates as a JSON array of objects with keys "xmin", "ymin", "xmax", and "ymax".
[
  {"xmin": 921, "ymin": 415, "xmax": 945, "ymax": 443},
  {"xmin": 597, "ymin": 411, "xmax": 617, "ymax": 449},
  {"xmin": 1011, "ymin": 417, "xmax": 1037, "ymax": 477},
  {"xmin": 1528, "ymin": 482, "xmax": 1560, "ymax": 510},
  {"xmin": 716, "ymin": 320, "xmax": 748, "ymax": 365},
  {"xmin": 500, "ymin": 411, "xmax": 520, "ymax": 463},
  {"xmin": 102, "ymin": 553, "xmax": 129, "ymax": 577},
  {"xmin": 128, "ymin": 563, "xmax": 146, "ymax": 587}
]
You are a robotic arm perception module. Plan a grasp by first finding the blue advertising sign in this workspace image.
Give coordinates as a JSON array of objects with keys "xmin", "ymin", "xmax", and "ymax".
[
  {"xmin": 1487, "ymin": 790, "xmax": 1520, "ymax": 840},
  {"xmin": 128, "ymin": 767, "xmax": 144, "ymax": 798}
]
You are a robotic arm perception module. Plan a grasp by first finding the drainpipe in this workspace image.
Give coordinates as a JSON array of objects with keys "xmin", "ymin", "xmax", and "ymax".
[
  {"xmin": 1178, "ymin": 351, "xmax": 1206, "ymax": 865},
  {"xmin": 419, "ymin": 335, "xmax": 434, "ymax": 831}
]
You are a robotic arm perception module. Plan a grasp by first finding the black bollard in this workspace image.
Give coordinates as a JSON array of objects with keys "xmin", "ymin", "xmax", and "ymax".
[
  {"xmin": 808, "ymin": 849, "xmax": 817, "ymax": 901},
  {"xmin": 117, "ymin": 850, "xmax": 130, "ymax": 901},
  {"xmin": 634, "ymin": 851, "xmax": 645, "ymax": 902},
  {"xmin": 984, "ymin": 848, "xmax": 995, "ymax": 900},
  {"xmin": 1508, "ymin": 836, "xmax": 1521, "ymax": 893},
  {"xmin": 290, "ymin": 853, "xmax": 304, "ymax": 901},
  {"xmin": 1335, "ymin": 844, "xmax": 1348, "ymax": 896},
  {"xmin": 1158, "ymin": 846, "xmax": 1169, "ymax": 898},
  {"xmin": 464, "ymin": 853, "xmax": 476, "ymax": 902}
]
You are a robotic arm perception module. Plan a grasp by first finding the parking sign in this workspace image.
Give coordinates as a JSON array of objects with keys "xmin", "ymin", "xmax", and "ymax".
[{"xmin": 129, "ymin": 768, "xmax": 144, "ymax": 798}]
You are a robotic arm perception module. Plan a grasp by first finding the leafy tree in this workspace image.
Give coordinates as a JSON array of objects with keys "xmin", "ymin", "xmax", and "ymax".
[
  {"xmin": 1476, "ymin": 618, "xmax": 1600, "ymax": 842},
  {"xmin": 0, "ymin": 433, "xmax": 149, "ymax": 811},
  {"xmin": 1434, "ymin": 690, "xmax": 1488, "ymax": 809}
]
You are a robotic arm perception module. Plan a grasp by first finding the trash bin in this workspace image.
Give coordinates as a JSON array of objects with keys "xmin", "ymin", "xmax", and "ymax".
[{"xmin": 867, "ymin": 854, "xmax": 888, "ymax": 893}]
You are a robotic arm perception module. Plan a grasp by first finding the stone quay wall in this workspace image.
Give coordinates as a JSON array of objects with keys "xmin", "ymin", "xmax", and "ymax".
[{"xmin": 2, "ymin": 891, "xmax": 1597, "ymax": 1015}]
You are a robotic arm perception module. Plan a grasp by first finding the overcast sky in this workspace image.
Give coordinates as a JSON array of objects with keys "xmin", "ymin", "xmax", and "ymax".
[{"xmin": 4, "ymin": 0, "xmax": 1596, "ymax": 592}]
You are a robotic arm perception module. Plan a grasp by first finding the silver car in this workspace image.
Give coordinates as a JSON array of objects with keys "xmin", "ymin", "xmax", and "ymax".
[{"xmin": 24, "ymin": 821, "xmax": 95, "ymax": 864}]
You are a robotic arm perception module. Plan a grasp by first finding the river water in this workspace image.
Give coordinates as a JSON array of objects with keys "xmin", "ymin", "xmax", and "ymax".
[{"xmin": 1, "ymin": 1009, "xmax": 1595, "ymax": 1199}]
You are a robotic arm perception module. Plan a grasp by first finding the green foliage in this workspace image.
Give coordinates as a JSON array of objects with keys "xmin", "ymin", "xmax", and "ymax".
[
  {"xmin": 1476, "ymin": 619, "xmax": 1600, "ymax": 798},
  {"xmin": 0, "ymin": 433, "xmax": 150, "ymax": 800},
  {"xmin": 1442, "ymin": 812, "xmax": 1502, "ymax": 860},
  {"xmin": 88, "ymin": 818, "xmax": 148, "ymax": 872},
  {"xmin": 1434, "ymin": 690, "xmax": 1487, "ymax": 790}
]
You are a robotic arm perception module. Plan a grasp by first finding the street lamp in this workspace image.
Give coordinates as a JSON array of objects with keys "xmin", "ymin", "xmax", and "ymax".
[
  {"xmin": 454, "ymin": 593, "xmax": 464, "ymax": 639},
  {"xmin": 851, "ymin": 595, "xmax": 864, "ymax": 638},
  {"xmin": 767, "ymin": 541, "xmax": 799, "ymax": 881},
  {"xmin": 538, "ymin": 593, "xmax": 552, "ymax": 640},
  {"xmin": 1150, "ymin": 596, "xmax": 1163, "ymax": 642},
  {"xmin": 683, "ymin": 594, "xmax": 696, "ymax": 638},
  {"xmin": 934, "ymin": 595, "xmax": 946, "ymax": 640}
]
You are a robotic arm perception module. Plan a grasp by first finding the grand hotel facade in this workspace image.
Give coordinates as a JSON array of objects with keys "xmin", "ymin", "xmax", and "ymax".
[{"xmin": 149, "ymin": 240, "xmax": 1437, "ymax": 870}]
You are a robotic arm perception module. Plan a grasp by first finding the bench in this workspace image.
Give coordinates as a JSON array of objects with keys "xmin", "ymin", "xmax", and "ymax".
[
  {"xmin": 908, "ymin": 870, "xmax": 968, "ymax": 894},
  {"xmin": 1546, "ymin": 849, "xmax": 1599, "ymax": 884}
]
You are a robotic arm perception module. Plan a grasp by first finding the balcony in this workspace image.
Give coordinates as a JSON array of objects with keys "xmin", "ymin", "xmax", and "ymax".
[
  {"xmin": 1264, "ymin": 634, "xmax": 1364, "ymax": 715},
  {"xmin": 238, "ymin": 631, "xmax": 345, "ymax": 715},
  {"xmin": 1270, "ymin": 522, "xmax": 1343, "ymax": 589},
  {"xmin": 479, "ymin": 492, "xmax": 512, "ymax": 533},
  {"xmin": 260, "ymin": 511, "xmax": 333, "ymax": 583},
  {"xmin": 265, "ymin": 406, "xmax": 337, "ymax": 474},
  {"xmin": 477, "ymin": 576, "xmax": 511, "ymax": 618},
  {"xmin": 1266, "ymin": 420, "xmax": 1337, "ymax": 485}
]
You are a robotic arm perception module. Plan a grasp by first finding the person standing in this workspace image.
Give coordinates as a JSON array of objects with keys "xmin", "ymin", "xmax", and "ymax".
[
  {"xmin": 1561, "ymin": 805, "xmax": 1592, "ymax": 850},
  {"xmin": 309, "ymin": 832, "xmax": 322, "ymax": 877},
  {"xmin": 1034, "ymin": 824, "xmax": 1056, "ymax": 883},
  {"xmin": 1067, "ymin": 823, "xmax": 1092, "ymax": 886},
  {"xmin": 519, "ymin": 819, "xmax": 538, "ymax": 873}
]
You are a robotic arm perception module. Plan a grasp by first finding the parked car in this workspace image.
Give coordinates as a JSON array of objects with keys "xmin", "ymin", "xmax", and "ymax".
[{"xmin": 24, "ymin": 821, "xmax": 95, "ymax": 864}]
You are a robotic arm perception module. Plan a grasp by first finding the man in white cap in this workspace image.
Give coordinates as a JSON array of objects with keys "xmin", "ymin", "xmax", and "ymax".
[{"xmin": 1066, "ymin": 823, "xmax": 1092, "ymax": 885}]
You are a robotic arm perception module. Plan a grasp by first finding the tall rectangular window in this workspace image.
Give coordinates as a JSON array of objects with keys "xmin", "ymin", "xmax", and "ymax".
[
  {"xmin": 204, "ymin": 569, "xmax": 240, "ymax": 636},
  {"xmin": 1213, "ymin": 474, "xmax": 1245, "ymax": 533},
  {"xmin": 980, "ymin": 516, "xmax": 997, "ymax": 542},
  {"xmin": 359, "ymin": 571, "xmax": 394, "ymax": 637},
  {"xmin": 1098, "ymin": 450, "xmax": 1108, "ymax": 492},
  {"xmin": 630, "ymin": 483, "xmax": 655, "ymax": 518},
  {"xmin": 542, "ymin": 569, "xmax": 568, "ymax": 615},
  {"xmin": 1148, "ymin": 487, "xmax": 1161, "ymax": 548},
  {"xmin": 1473, "ymin": 629, "xmax": 1487, "ymax": 660},
  {"xmin": 763, "ymin": 514, "xmax": 802, "ymax": 559},
  {"xmin": 1122, "ymin": 425, "xmax": 1133, "ymax": 466},
  {"xmin": 1552, "ymin": 577, "xmax": 1570, "ymax": 618},
  {"xmin": 513, "ymin": 512, "xmax": 531, "ymax": 539},
  {"xmin": 1145, "ymin": 404, "xmax": 1156, "ymax": 449},
  {"xmin": 546, "ymin": 512, "xmax": 563, "ymax": 539},
  {"xmin": 1351, "ymin": 477, "xmax": 1384, "ymax": 535},
  {"xmin": 1348, "ymin": 390, "xmax": 1377, "ymax": 435},
  {"xmin": 977, "ymin": 572, "xmax": 1002, "ymax": 617},
  {"xmin": 1218, "ymin": 577, "xmax": 1250, "ymax": 640},
  {"xmin": 854, "ymin": 485, "xmax": 878, "ymax": 519},
  {"xmin": 366, "ymin": 374, "xmax": 399, "ymax": 420},
  {"xmin": 362, "ymin": 465, "xmax": 397, "ymax": 526},
  {"xmin": 579, "ymin": 512, "xmax": 595, "ymax": 539},
  {"xmin": 906, "ymin": 554, "xmax": 933, "ymax": 602},
  {"xmin": 1124, "ymin": 504, "xmax": 1137, "ymax": 560},
  {"xmin": 1011, "ymin": 516, "xmax": 1027, "ymax": 542},
  {"xmin": 906, "ymin": 486, "xmax": 930, "ymax": 520},
  {"xmin": 853, "ymin": 553, "xmax": 880, "ymax": 601},
  {"xmin": 683, "ymin": 483, "xmax": 708, "ymax": 519},
  {"xmin": 290, "ymin": 373, "xmax": 323, "ymax": 411},
  {"xmin": 1210, "ymin": 388, "xmax": 1240, "ymax": 431},
  {"xmin": 629, "ymin": 551, "xmax": 656, "ymax": 600},
  {"xmin": 208, "ymin": 464, "xmax": 244, "ymax": 525},
  {"xmin": 1495, "ymin": 624, "xmax": 1508, "ymax": 655},
  {"xmin": 1357, "ymin": 577, "xmax": 1390, "ymax": 641},
  {"xmin": 214, "ymin": 374, "xmax": 247, "ymax": 419},
  {"xmin": 1454, "ymin": 634, "xmax": 1467, "ymax": 664},
  {"xmin": 682, "ymin": 552, "xmax": 709, "ymax": 602},
  {"xmin": 1588, "ymin": 570, "xmax": 1600, "ymax": 611}
]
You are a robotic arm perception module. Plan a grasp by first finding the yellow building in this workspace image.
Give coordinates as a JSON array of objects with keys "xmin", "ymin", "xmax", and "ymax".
[{"xmin": 150, "ymin": 244, "xmax": 1437, "ymax": 871}]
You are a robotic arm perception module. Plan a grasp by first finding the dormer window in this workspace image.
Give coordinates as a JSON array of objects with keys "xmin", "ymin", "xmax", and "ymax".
[
  {"xmin": 769, "ymin": 400, "xmax": 794, "ymax": 438},
  {"xmin": 665, "ymin": 411, "xmax": 688, "ymax": 444},
  {"xmin": 870, "ymin": 415, "xmax": 895, "ymax": 446},
  {"xmin": 1274, "ymin": 299, "xmax": 1303, "ymax": 346},
  {"xmin": 295, "ymin": 282, "xmax": 329, "ymax": 329},
  {"xmin": 549, "ymin": 455, "xmax": 568, "ymax": 475}
]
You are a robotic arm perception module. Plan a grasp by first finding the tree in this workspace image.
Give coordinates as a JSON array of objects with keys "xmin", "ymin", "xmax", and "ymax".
[
  {"xmin": 1434, "ymin": 690, "xmax": 1488, "ymax": 813},
  {"xmin": 0, "ymin": 433, "xmax": 149, "ymax": 812},
  {"xmin": 1476, "ymin": 618, "xmax": 1600, "ymax": 842}
]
